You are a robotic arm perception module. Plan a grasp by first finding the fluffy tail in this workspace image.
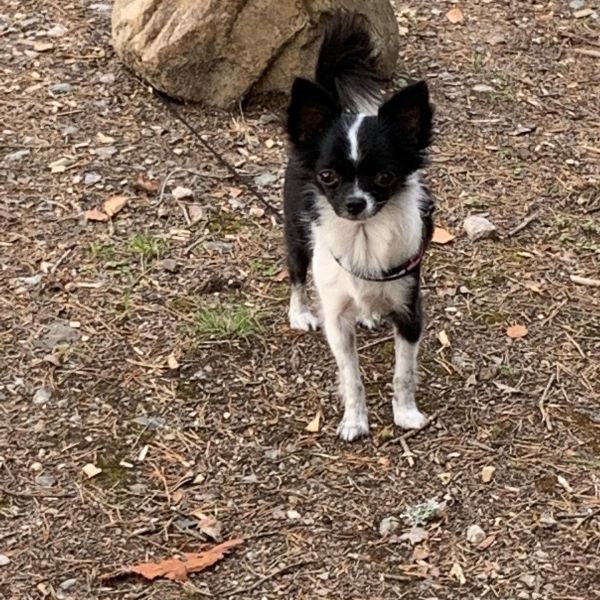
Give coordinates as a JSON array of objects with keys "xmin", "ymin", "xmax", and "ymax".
[{"xmin": 315, "ymin": 12, "xmax": 384, "ymax": 113}]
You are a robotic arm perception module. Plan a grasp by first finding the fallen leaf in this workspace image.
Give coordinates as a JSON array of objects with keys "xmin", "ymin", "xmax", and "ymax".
[
  {"xmin": 273, "ymin": 269, "xmax": 289, "ymax": 282},
  {"xmin": 188, "ymin": 204, "xmax": 205, "ymax": 224},
  {"xmin": 228, "ymin": 187, "xmax": 243, "ymax": 198},
  {"xmin": 507, "ymin": 324, "xmax": 528, "ymax": 339},
  {"xmin": 450, "ymin": 562, "xmax": 466, "ymax": 584},
  {"xmin": 438, "ymin": 330, "xmax": 450, "ymax": 348},
  {"xmin": 103, "ymin": 195, "xmax": 128, "ymax": 218},
  {"xmin": 84, "ymin": 208, "xmax": 109, "ymax": 222},
  {"xmin": 172, "ymin": 186, "xmax": 193, "ymax": 200},
  {"xmin": 446, "ymin": 7, "xmax": 464, "ymax": 23},
  {"xmin": 191, "ymin": 511, "xmax": 223, "ymax": 541},
  {"xmin": 478, "ymin": 533, "xmax": 497, "ymax": 550},
  {"xmin": 167, "ymin": 352, "xmax": 180, "ymax": 370},
  {"xmin": 412, "ymin": 544, "xmax": 430, "ymax": 561},
  {"xmin": 432, "ymin": 226, "xmax": 455, "ymax": 244},
  {"xmin": 400, "ymin": 527, "xmax": 428, "ymax": 545},
  {"xmin": 34, "ymin": 41, "xmax": 54, "ymax": 52},
  {"xmin": 306, "ymin": 411, "xmax": 321, "ymax": 433},
  {"xmin": 82, "ymin": 463, "xmax": 102, "ymax": 479},
  {"xmin": 102, "ymin": 539, "xmax": 243, "ymax": 582},
  {"xmin": 97, "ymin": 132, "xmax": 116, "ymax": 144},
  {"xmin": 134, "ymin": 174, "xmax": 160, "ymax": 194}
]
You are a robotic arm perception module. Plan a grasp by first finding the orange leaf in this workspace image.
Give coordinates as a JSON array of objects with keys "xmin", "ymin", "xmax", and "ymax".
[
  {"xmin": 432, "ymin": 227, "xmax": 455, "ymax": 245},
  {"xmin": 134, "ymin": 174, "xmax": 160, "ymax": 194},
  {"xmin": 102, "ymin": 539, "xmax": 243, "ymax": 582},
  {"xmin": 273, "ymin": 269, "xmax": 289, "ymax": 282},
  {"xmin": 478, "ymin": 533, "xmax": 497, "ymax": 550},
  {"xmin": 446, "ymin": 7, "xmax": 464, "ymax": 23},
  {"xmin": 85, "ymin": 208, "xmax": 109, "ymax": 222},
  {"xmin": 103, "ymin": 195, "xmax": 128, "ymax": 217},
  {"xmin": 507, "ymin": 324, "xmax": 528, "ymax": 339}
]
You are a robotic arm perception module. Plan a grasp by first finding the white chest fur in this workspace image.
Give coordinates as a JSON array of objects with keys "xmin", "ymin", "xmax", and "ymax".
[{"xmin": 311, "ymin": 176, "xmax": 425, "ymax": 319}]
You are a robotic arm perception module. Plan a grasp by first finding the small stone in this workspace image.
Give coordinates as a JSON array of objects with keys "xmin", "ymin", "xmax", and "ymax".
[
  {"xmin": 569, "ymin": 0, "xmax": 585, "ymax": 9},
  {"xmin": 539, "ymin": 512, "xmax": 557, "ymax": 528},
  {"xmin": 379, "ymin": 516, "xmax": 401, "ymax": 536},
  {"xmin": 5, "ymin": 149, "xmax": 30, "ymax": 162},
  {"xmin": 204, "ymin": 241, "xmax": 233, "ymax": 253},
  {"xmin": 520, "ymin": 574, "xmax": 537, "ymax": 589},
  {"xmin": 47, "ymin": 24, "xmax": 67, "ymax": 37},
  {"xmin": 84, "ymin": 172, "xmax": 102, "ymax": 186},
  {"xmin": 33, "ymin": 387, "xmax": 52, "ymax": 405},
  {"xmin": 30, "ymin": 462, "xmax": 43, "ymax": 472},
  {"xmin": 287, "ymin": 509, "xmax": 301, "ymax": 520},
  {"xmin": 466, "ymin": 524, "xmax": 486, "ymax": 545},
  {"xmin": 59, "ymin": 578, "xmax": 77, "ymax": 591},
  {"xmin": 35, "ymin": 473, "xmax": 56, "ymax": 488},
  {"xmin": 50, "ymin": 82, "xmax": 73, "ymax": 94},
  {"xmin": 264, "ymin": 448, "xmax": 281, "ymax": 460},
  {"xmin": 133, "ymin": 415, "xmax": 165, "ymax": 430},
  {"xmin": 188, "ymin": 204, "xmax": 204, "ymax": 223},
  {"xmin": 0, "ymin": 554, "xmax": 9, "ymax": 567},
  {"xmin": 172, "ymin": 186, "xmax": 193, "ymax": 200},
  {"xmin": 95, "ymin": 146, "xmax": 117, "ymax": 159},
  {"xmin": 37, "ymin": 320, "xmax": 81, "ymax": 350},
  {"xmin": 254, "ymin": 172, "xmax": 277, "ymax": 187},
  {"xmin": 89, "ymin": 3, "xmax": 111, "ymax": 11},
  {"xmin": 161, "ymin": 258, "xmax": 178, "ymax": 272},
  {"xmin": 99, "ymin": 73, "xmax": 116, "ymax": 84},
  {"xmin": 486, "ymin": 33, "xmax": 506, "ymax": 46},
  {"xmin": 62, "ymin": 125, "xmax": 78, "ymax": 137},
  {"xmin": 128, "ymin": 483, "xmax": 146, "ymax": 495},
  {"xmin": 481, "ymin": 465, "xmax": 496, "ymax": 483},
  {"xmin": 463, "ymin": 215, "xmax": 497, "ymax": 241},
  {"xmin": 19, "ymin": 274, "xmax": 42, "ymax": 286},
  {"xmin": 472, "ymin": 83, "xmax": 495, "ymax": 93},
  {"xmin": 573, "ymin": 8, "xmax": 593, "ymax": 18}
]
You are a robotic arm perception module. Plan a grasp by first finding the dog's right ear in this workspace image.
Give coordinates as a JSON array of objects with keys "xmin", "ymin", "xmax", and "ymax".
[{"xmin": 287, "ymin": 78, "xmax": 341, "ymax": 145}]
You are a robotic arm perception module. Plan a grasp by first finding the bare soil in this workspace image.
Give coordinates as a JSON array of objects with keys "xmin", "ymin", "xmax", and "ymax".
[{"xmin": 1, "ymin": 1, "xmax": 599, "ymax": 599}]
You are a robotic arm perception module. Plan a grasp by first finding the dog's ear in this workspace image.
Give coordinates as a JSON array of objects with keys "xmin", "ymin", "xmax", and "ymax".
[
  {"xmin": 287, "ymin": 78, "xmax": 341, "ymax": 145},
  {"xmin": 378, "ymin": 81, "xmax": 433, "ymax": 149}
]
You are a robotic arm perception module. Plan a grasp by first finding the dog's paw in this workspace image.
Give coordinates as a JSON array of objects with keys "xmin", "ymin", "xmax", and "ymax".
[
  {"xmin": 337, "ymin": 411, "xmax": 370, "ymax": 442},
  {"xmin": 393, "ymin": 406, "xmax": 427, "ymax": 430},
  {"xmin": 289, "ymin": 310, "xmax": 320, "ymax": 332},
  {"xmin": 357, "ymin": 313, "xmax": 381, "ymax": 330}
]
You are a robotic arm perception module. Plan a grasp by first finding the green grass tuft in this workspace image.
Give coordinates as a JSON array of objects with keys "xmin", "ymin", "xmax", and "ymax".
[{"xmin": 194, "ymin": 303, "xmax": 261, "ymax": 340}]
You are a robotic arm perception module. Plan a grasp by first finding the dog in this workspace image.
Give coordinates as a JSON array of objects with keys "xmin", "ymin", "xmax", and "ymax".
[{"xmin": 283, "ymin": 12, "xmax": 434, "ymax": 441}]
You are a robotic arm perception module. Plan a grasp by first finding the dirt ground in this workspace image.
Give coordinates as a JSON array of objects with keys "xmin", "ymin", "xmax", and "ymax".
[{"xmin": 1, "ymin": 1, "xmax": 599, "ymax": 599}]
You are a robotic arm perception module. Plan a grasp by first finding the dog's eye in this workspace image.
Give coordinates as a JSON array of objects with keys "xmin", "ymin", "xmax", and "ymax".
[
  {"xmin": 374, "ymin": 171, "xmax": 396, "ymax": 187},
  {"xmin": 318, "ymin": 169, "xmax": 340, "ymax": 188}
]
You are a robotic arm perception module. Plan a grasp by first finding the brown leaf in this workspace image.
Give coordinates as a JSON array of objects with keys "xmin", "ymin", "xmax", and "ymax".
[
  {"xmin": 273, "ymin": 269, "xmax": 289, "ymax": 282},
  {"xmin": 432, "ymin": 227, "xmax": 455, "ymax": 244},
  {"xmin": 305, "ymin": 411, "xmax": 321, "ymax": 433},
  {"xmin": 446, "ymin": 7, "xmax": 464, "ymax": 23},
  {"xmin": 85, "ymin": 208, "xmax": 109, "ymax": 222},
  {"xmin": 190, "ymin": 511, "xmax": 223, "ymax": 542},
  {"xmin": 228, "ymin": 187, "xmax": 243, "ymax": 198},
  {"xmin": 449, "ymin": 562, "xmax": 466, "ymax": 584},
  {"xmin": 103, "ymin": 195, "xmax": 128, "ymax": 218},
  {"xmin": 506, "ymin": 324, "xmax": 528, "ymax": 339},
  {"xmin": 134, "ymin": 174, "xmax": 160, "ymax": 194},
  {"xmin": 478, "ymin": 533, "xmax": 497, "ymax": 550},
  {"xmin": 102, "ymin": 539, "xmax": 243, "ymax": 582}
]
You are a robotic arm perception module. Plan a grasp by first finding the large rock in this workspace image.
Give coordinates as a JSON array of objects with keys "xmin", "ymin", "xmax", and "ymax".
[{"xmin": 112, "ymin": 0, "xmax": 399, "ymax": 108}]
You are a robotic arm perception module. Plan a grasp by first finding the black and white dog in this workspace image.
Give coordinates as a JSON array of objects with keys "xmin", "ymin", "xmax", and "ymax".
[{"xmin": 283, "ymin": 13, "xmax": 434, "ymax": 441}]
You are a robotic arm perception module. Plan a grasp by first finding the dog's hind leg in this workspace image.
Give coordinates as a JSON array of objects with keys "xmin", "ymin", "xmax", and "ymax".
[{"xmin": 390, "ymin": 307, "xmax": 427, "ymax": 430}]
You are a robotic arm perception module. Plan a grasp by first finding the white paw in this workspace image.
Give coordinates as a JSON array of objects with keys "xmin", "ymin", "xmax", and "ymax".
[
  {"xmin": 357, "ymin": 313, "xmax": 381, "ymax": 330},
  {"xmin": 289, "ymin": 310, "xmax": 320, "ymax": 331},
  {"xmin": 337, "ymin": 411, "xmax": 370, "ymax": 442},
  {"xmin": 394, "ymin": 406, "xmax": 427, "ymax": 430}
]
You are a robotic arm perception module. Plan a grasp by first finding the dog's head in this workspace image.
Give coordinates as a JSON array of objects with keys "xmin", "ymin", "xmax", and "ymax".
[{"xmin": 287, "ymin": 79, "xmax": 433, "ymax": 221}]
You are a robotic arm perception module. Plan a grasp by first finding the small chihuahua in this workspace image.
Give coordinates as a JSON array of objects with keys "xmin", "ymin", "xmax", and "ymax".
[{"xmin": 283, "ymin": 12, "xmax": 434, "ymax": 441}]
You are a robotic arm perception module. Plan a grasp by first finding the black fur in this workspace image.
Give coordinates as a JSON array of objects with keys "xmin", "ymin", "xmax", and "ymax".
[{"xmin": 284, "ymin": 11, "xmax": 434, "ymax": 293}]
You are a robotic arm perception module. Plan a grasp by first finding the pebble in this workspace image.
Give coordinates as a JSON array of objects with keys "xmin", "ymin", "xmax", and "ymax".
[
  {"xmin": 19, "ymin": 274, "xmax": 42, "ymax": 286},
  {"xmin": 379, "ymin": 516, "xmax": 401, "ymax": 536},
  {"xmin": 59, "ymin": 578, "xmax": 77, "ymax": 590},
  {"xmin": 0, "ymin": 554, "xmax": 9, "ymax": 567},
  {"xmin": 133, "ymin": 416, "xmax": 165, "ymax": 430},
  {"xmin": 46, "ymin": 24, "xmax": 67, "ymax": 37},
  {"xmin": 50, "ymin": 83, "xmax": 73, "ymax": 94},
  {"xmin": 95, "ymin": 146, "xmax": 117, "ymax": 159},
  {"xmin": 35, "ymin": 473, "xmax": 56, "ymax": 488},
  {"xmin": 33, "ymin": 387, "xmax": 52, "ymax": 405},
  {"xmin": 161, "ymin": 258, "xmax": 178, "ymax": 272},
  {"xmin": 466, "ymin": 524, "xmax": 486, "ymax": 544},
  {"xmin": 84, "ymin": 172, "xmax": 102, "ymax": 185},
  {"xmin": 99, "ymin": 73, "xmax": 116, "ymax": 84},
  {"xmin": 254, "ymin": 172, "xmax": 277, "ymax": 187},
  {"xmin": 61, "ymin": 125, "xmax": 78, "ymax": 137},
  {"xmin": 172, "ymin": 186, "xmax": 193, "ymax": 200},
  {"xmin": 463, "ymin": 215, "xmax": 497, "ymax": 241},
  {"xmin": 472, "ymin": 83, "xmax": 495, "ymax": 93},
  {"xmin": 89, "ymin": 3, "xmax": 111, "ymax": 12},
  {"xmin": 481, "ymin": 465, "xmax": 496, "ymax": 483},
  {"xmin": 286, "ymin": 510, "xmax": 301, "ymax": 520},
  {"xmin": 5, "ymin": 149, "xmax": 30, "ymax": 162},
  {"xmin": 569, "ymin": 0, "xmax": 586, "ymax": 9},
  {"xmin": 37, "ymin": 320, "xmax": 81, "ymax": 350}
]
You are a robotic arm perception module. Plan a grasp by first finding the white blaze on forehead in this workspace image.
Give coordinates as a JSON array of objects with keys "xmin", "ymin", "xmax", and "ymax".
[{"xmin": 347, "ymin": 114, "xmax": 366, "ymax": 163}]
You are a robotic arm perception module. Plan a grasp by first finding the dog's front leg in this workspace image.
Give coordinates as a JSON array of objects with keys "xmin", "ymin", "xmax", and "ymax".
[{"xmin": 323, "ymin": 301, "xmax": 369, "ymax": 441}]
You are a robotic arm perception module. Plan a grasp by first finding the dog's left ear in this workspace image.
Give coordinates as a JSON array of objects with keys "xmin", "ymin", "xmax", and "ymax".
[
  {"xmin": 287, "ymin": 78, "xmax": 341, "ymax": 145},
  {"xmin": 378, "ymin": 80, "xmax": 433, "ymax": 149}
]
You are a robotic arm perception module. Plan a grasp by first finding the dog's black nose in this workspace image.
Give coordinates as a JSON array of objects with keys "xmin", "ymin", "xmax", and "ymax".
[{"xmin": 346, "ymin": 197, "xmax": 366, "ymax": 216}]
